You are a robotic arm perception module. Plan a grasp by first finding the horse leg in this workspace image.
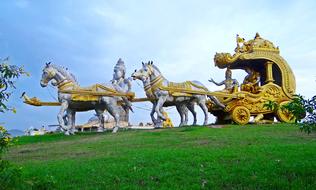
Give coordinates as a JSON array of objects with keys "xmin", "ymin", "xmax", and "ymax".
[
  {"xmin": 95, "ymin": 109, "xmax": 105, "ymax": 132},
  {"xmin": 198, "ymin": 97, "xmax": 209, "ymax": 126},
  {"xmin": 150, "ymin": 101, "xmax": 158, "ymax": 125},
  {"xmin": 106, "ymin": 104, "xmax": 120, "ymax": 133},
  {"xmin": 155, "ymin": 96, "xmax": 167, "ymax": 121},
  {"xmin": 183, "ymin": 105, "xmax": 189, "ymax": 126},
  {"xmin": 57, "ymin": 100, "xmax": 70, "ymax": 135},
  {"xmin": 187, "ymin": 101, "xmax": 197, "ymax": 125},
  {"xmin": 63, "ymin": 113, "xmax": 68, "ymax": 127},
  {"xmin": 208, "ymin": 95, "xmax": 225, "ymax": 109},
  {"xmin": 176, "ymin": 105, "xmax": 184, "ymax": 126},
  {"xmin": 71, "ymin": 111, "xmax": 77, "ymax": 133},
  {"xmin": 67, "ymin": 109, "xmax": 76, "ymax": 135},
  {"xmin": 151, "ymin": 101, "xmax": 162, "ymax": 128},
  {"xmin": 177, "ymin": 104, "xmax": 188, "ymax": 126}
]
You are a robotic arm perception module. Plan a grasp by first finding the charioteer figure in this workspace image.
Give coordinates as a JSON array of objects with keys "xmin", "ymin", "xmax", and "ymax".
[{"xmin": 209, "ymin": 68, "xmax": 239, "ymax": 93}]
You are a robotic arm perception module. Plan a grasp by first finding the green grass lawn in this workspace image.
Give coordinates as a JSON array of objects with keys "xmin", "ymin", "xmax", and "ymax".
[{"xmin": 5, "ymin": 124, "xmax": 316, "ymax": 189}]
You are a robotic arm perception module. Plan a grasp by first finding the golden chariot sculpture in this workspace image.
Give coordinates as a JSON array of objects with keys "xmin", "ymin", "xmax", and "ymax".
[{"xmin": 208, "ymin": 33, "xmax": 296, "ymax": 125}]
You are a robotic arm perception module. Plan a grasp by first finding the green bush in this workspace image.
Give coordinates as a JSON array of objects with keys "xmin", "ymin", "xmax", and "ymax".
[
  {"xmin": 264, "ymin": 95, "xmax": 316, "ymax": 134},
  {"xmin": 0, "ymin": 125, "xmax": 12, "ymax": 154},
  {"xmin": 0, "ymin": 58, "xmax": 32, "ymax": 189},
  {"xmin": 281, "ymin": 95, "xmax": 307, "ymax": 123},
  {"xmin": 0, "ymin": 159, "xmax": 23, "ymax": 190},
  {"xmin": 0, "ymin": 126, "xmax": 23, "ymax": 190},
  {"xmin": 281, "ymin": 95, "xmax": 316, "ymax": 134},
  {"xmin": 296, "ymin": 95, "xmax": 316, "ymax": 134}
]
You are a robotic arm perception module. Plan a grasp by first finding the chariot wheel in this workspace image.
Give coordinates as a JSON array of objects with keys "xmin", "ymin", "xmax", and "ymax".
[
  {"xmin": 231, "ymin": 106, "xmax": 250, "ymax": 125},
  {"xmin": 276, "ymin": 101, "xmax": 295, "ymax": 123}
]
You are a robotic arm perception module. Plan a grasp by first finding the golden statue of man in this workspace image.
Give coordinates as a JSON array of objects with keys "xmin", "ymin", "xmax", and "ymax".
[
  {"xmin": 209, "ymin": 68, "xmax": 239, "ymax": 93},
  {"xmin": 241, "ymin": 67, "xmax": 261, "ymax": 93}
]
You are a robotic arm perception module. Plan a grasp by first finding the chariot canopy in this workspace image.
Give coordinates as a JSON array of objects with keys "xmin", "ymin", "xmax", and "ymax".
[{"xmin": 214, "ymin": 33, "xmax": 296, "ymax": 99}]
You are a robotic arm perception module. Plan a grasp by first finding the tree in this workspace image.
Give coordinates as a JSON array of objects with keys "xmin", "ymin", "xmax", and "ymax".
[
  {"xmin": 288, "ymin": 95, "xmax": 316, "ymax": 134},
  {"xmin": 0, "ymin": 57, "xmax": 28, "ymax": 113},
  {"xmin": 0, "ymin": 57, "xmax": 28, "ymax": 189},
  {"xmin": 264, "ymin": 95, "xmax": 316, "ymax": 134}
]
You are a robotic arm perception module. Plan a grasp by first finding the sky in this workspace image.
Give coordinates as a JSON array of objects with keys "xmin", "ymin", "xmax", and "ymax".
[{"xmin": 1, "ymin": 0, "xmax": 316, "ymax": 130}]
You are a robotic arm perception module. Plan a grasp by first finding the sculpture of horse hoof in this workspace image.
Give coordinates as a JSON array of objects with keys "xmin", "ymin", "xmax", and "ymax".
[
  {"xmin": 179, "ymin": 122, "xmax": 185, "ymax": 127},
  {"xmin": 112, "ymin": 127, "xmax": 119, "ymax": 133},
  {"xmin": 69, "ymin": 130, "xmax": 76, "ymax": 135},
  {"xmin": 97, "ymin": 127, "xmax": 104, "ymax": 133},
  {"xmin": 154, "ymin": 122, "xmax": 162, "ymax": 129},
  {"xmin": 64, "ymin": 131, "xmax": 70, "ymax": 135}
]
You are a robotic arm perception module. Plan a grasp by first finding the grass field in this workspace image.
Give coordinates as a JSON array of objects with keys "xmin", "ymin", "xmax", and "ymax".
[{"xmin": 5, "ymin": 124, "xmax": 316, "ymax": 189}]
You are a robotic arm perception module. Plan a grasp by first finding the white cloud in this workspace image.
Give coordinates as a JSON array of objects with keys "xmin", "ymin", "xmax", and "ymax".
[{"xmin": 3, "ymin": 0, "xmax": 316, "ymax": 129}]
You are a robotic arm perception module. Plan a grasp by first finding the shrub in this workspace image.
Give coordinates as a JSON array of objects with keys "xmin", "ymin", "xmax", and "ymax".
[
  {"xmin": 0, "ymin": 58, "xmax": 28, "ymax": 189},
  {"xmin": 296, "ymin": 95, "xmax": 316, "ymax": 134},
  {"xmin": 264, "ymin": 95, "xmax": 316, "ymax": 134},
  {"xmin": 0, "ymin": 125, "xmax": 23, "ymax": 190},
  {"xmin": 281, "ymin": 95, "xmax": 307, "ymax": 123},
  {"xmin": 281, "ymin": 95, "xmax": 316, "ymax": 134}
]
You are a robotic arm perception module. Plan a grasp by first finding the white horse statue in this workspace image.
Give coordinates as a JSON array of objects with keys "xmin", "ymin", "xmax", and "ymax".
[
  {"xmin": 132, "ymin": 61, "xmax": 224, "ymax": 127},
  {"xmin": 132, "ymin": 68, "xmax": 190, "ymax": 127},
  {"xmin": 40, "ymin": 62, "xmax": 131, "ymax": 135}
]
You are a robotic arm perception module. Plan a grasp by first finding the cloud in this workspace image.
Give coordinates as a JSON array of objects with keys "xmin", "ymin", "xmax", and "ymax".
[{"xmin": 2, "ymin": 0, "xmax": 316, "ymax": 129}]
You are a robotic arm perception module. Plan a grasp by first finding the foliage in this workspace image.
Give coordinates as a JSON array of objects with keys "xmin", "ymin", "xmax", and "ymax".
[
  {"xmin": 0, "ymin": 58, "xmax": 28, "ymax": 189},
  {"xmin": 281, "ymin": 95, "xmax": 307, "ymax": 123},
  {"xmin": 4, "ymin": 125, "xmax": 316, "ymax": 189},
  {"xmin": 0, "ymin": 126, "xmax": 23, "ymax": 190},
  {"xmin": 294, "ymin": 95, "xmax": 316, "ymax": 134},
  {"xmin": 0, "ymin": 57, "xmax": 28, "ymax": 113},
  {"xmin": 0, "ymin": 159, "xmax": 23, "ymax": 190},
  {"xmin": 278, "ymin": 95, "xmax": 315, "ymax": 133},
  {"xmin": 263, "ymin": 100, "xmax": 279, "ymax": 112},
  {"xmin": 264, "ymin": 95, "xmax": 316, "ymax": 134},
  {"xmin": 0, "ymin": 125, "xmax": 12, "ymax": 155}
]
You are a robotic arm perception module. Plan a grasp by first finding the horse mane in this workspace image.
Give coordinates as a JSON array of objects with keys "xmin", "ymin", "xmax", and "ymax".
[
  {"xmin": 149, "ymin": 62, "xmax": 161, "ymax": 74},
  {"xmin": 49, "ymin": 64, "xmax": 78, "ymax": 84}
]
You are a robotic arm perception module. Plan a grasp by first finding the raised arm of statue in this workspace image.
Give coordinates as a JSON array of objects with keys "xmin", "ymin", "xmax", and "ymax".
[
  {"xmin": 125, "ymin": 78, "xmax": 132, "ymax": 92},
  {"xmin": 209, "ymin": 78, "xmax": 225, "ymax": 86}
]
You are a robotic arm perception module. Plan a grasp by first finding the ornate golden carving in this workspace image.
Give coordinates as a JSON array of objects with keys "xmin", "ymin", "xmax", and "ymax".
[
  {"xmin": 276, "ymin": 101, "xmax": 295, "ymax": 123},
  {"xmin": 22, "ymin": 94, "xmax": 61, "ymax": 106},
  {"xmin": 214, "ymin": 33, "xmax": 296, "ymax": 99},
  {"xmin": 162, "ymin": 112, "xmax": 174, "ymax": 128},
  {"xmin": 58, "ymin": 83, "xmax": 135, "ymax": 101},
  {"xmin": 211, "ymin": 33, "xmax": 296, "ymax": 125},
  {"xmin": 231, "ymin": 106, "xmax": 250, "ymax": 125}
]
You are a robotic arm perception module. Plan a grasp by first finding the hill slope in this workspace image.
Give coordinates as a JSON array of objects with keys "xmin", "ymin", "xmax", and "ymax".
[
  {"xmin": 8, "ymin": 129, "xmax": 24, "ymax": 137},
  {"xmin": 5, "ymin": 124, "xmax": 316, "ymax": 189}
]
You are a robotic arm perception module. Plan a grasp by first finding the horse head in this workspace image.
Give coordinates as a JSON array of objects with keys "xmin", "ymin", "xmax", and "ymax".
[
  {"xmin": 40, "ymin": 62, "xmax": 77, "ymax": 88},
  {"xmin": 40, "ymin": 62, "xmax": 56, "ymax": 87},
  {"xmin": 132, "ymin": 61, "xmax": 161, "ymax": 82}
]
